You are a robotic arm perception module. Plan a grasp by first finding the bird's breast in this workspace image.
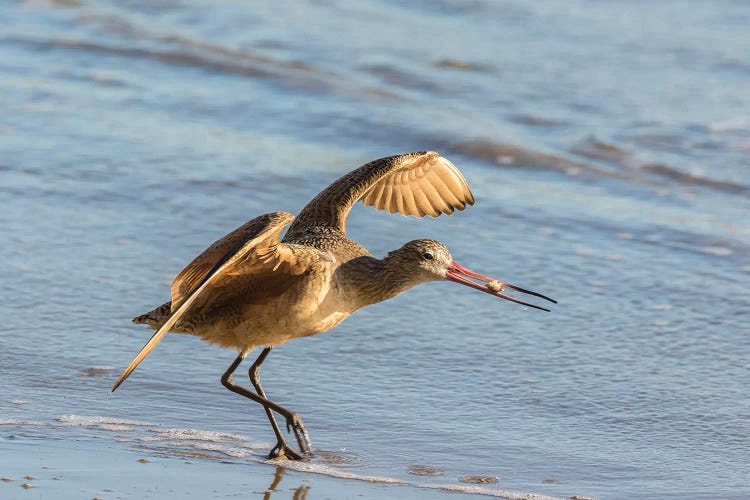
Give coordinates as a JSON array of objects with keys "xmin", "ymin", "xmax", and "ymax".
[
  {"xmin": 284, "ymin": 267, "xmax": 357, "ymax": 336},
  {"xmin": 196, "ymin": 260, "xmax": 358, "ymax": 350}
]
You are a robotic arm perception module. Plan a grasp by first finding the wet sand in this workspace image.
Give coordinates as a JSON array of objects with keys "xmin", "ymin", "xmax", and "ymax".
[{"xmin": 0, "ymin": 436, "xmax": 560, "ymax": 500}]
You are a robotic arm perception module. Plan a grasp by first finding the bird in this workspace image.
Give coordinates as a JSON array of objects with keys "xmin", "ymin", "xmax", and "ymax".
[{"xmin": 112, "ymin": 151, "xmax": 555, "ymax": 460}]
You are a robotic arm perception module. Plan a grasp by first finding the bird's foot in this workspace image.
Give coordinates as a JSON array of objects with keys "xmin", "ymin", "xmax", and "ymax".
[
  {"xmin": 269, "ymin": 441, "xmax": 306, "ymax": 461},
  {"xmin": 286, "ymin": 412, "xmax": 313, "ymax": 455}
]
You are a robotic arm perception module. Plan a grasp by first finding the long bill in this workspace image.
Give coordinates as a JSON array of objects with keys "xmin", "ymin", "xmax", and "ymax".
[{"xmin": 445, "ymin": 262, "xmax": 556, "ymax": 312}]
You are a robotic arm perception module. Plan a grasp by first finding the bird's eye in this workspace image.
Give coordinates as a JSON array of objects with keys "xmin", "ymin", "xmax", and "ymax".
[{"xmin": 422, "ymin": 252, "xmax": 434, "ymax": 261}]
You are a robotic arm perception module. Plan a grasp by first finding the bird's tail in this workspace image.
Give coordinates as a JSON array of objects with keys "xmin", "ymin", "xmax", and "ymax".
[
  {"xmin": 113, "ymin": 302, "xmax": 175, "ymax": 393},
  {"xmin": 132, "ymin": 301, "xmax": 172, "ymax": 328},
  {"xmin": 112, "ymin": 323, "xmax": 171, "ymax": 393}
]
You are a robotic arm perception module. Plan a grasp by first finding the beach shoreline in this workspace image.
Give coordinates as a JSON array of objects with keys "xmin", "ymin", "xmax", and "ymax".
[{"xmin": 1, "ymin": 433, "xmax": 564, "ymax": 500}]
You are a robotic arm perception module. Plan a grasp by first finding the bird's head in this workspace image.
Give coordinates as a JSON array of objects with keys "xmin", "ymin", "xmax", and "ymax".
[
  {"xmin": 387, "ymin": 239, "xmax": 556, "ymax": 311},
  {"xmin": 386, "ymin": 239, "xmax": 453, "ymax": 284}
]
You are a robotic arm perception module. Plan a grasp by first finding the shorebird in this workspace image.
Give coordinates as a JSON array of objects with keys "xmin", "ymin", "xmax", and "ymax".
[{"xmin": 112, "ymin": 151, "xmax": 555, "ymax": 460}]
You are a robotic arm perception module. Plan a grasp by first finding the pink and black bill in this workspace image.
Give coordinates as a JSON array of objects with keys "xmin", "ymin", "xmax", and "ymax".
[{"xmin": 445, "ymin": 262, "xmax": 556, "ymax": 312}]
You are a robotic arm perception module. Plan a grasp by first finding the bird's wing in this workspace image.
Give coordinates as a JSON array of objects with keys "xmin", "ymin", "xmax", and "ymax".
[
  {"xmin": 170, "ymin": 212, "xmax": 299, "ymax": 311},
  {"xmin": 112, "ymin": 212, "xmax": 299, "ymax": 392},
  {"xmin": 284, "ymin": 151, "xmax": 474, "ymax": 238}
]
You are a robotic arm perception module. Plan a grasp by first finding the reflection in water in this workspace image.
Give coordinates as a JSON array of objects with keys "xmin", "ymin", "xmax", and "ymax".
[{"xmin": 263, "ymin": 467, "xmax": 310, "ymax": 500}]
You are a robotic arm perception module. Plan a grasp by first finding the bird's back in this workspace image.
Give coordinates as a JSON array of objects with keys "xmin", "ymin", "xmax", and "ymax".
[{"xmin": 283, "ymin": 225, "xmax": 371, "ymax": 262}]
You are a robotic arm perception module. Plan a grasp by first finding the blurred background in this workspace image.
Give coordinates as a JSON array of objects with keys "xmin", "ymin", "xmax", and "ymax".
[{"xmin": 1, "ymin": 1, "xmax": 749, "ymax": 499}]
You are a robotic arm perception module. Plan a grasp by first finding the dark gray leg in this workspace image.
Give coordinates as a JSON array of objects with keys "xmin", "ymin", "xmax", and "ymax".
[
  {"xmin": 220, "ymin": 351, "xmax": 311, "ymax": 460},
  {"xmin": 248, "ymin": 348, "xmax": 312, "ymax": 458}
]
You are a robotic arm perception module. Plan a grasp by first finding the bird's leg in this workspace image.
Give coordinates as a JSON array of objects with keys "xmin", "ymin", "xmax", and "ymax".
[
  {"xmin": 220, "ymin": 352, "xmax": 311, "ymax": 460},
  {"xmin": 249, "ymin": 348, "xmax": 313, "ymax": 458},
  {"xmin": 248, "ymin": 348, "xmax": 287, "ymax": 450}
]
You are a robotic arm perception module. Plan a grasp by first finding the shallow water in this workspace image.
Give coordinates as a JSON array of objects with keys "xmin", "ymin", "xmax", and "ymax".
[{"xmin": 1, "ymin": 1, "xmax": 749, "ymax": 499}]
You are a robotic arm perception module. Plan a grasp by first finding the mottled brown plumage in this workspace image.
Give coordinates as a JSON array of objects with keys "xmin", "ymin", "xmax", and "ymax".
[{"xmin": 113, "ymin": 151, "xmax": 554, "ymax": 460}]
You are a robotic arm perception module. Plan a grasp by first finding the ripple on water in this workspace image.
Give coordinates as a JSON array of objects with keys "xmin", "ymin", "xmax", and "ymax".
[
  {"xmin": 571, "ymin": 136, "xmax": 631, "ymax": 162},
  {"xmin": 433, "ymin": 58, "xmax": 493, "ymax": 73},
  {"xmin": 696, "ymin": 245, "xmax": 733, "ymax": 257},
  {"xmin": 312, "ymin": 449, "xmax": 366, "ymax": 468},
  {"xmin": 407, "ymin": 464, "xmax": 445, "ymax": 477},
  {"xmin": 653, "ymin": 304, "xmax": 673, "ymax": 311},
  {"xmin": 458, "ymin": 475, "xmax": 500, "ymax": 484},
  {"xmin": 79, "ymin": 366, "xmax": 114, "ymax": 377}
]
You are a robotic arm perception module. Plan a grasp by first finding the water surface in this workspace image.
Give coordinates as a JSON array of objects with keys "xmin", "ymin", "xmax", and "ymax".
[{"xmin": 2, "ymin": 1, "xmax": 749, "ymax": 499}]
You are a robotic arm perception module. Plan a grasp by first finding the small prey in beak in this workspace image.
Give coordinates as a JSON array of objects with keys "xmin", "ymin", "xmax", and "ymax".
[{"xmin": 445, "ymin": 262, "xmax": 556, "ymax": 311}]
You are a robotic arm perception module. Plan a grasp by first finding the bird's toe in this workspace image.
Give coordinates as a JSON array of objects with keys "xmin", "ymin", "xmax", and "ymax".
[
  {"xmin": 269, "ymin": 442, "xmax": 306, "ymax": 461},
  {"xmin": 285, "ymin": 413, "xmax": 313, "ymax": 454}
]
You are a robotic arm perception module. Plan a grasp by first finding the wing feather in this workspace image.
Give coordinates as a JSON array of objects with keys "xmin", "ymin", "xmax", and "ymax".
[
  {"xmin": 418, "ymin": 173, "xmax": 451, "ymax": 214},
  {"xmin": 368, "ymin": 182, "xmax": 387, "ymax": 209},
  {"xmin": 399, "ymin": 172, "xmax": 422, "ymax": 217},
  {"xmin": 413, "ymin": 180, "xmax": 440, "ymax": 217},
  {"xmin": 285, "ymin": 151, "xmax": 474, "ymax": 238},
  {"xmin": 371, "ymin": 154, "xmax": 472, "ymax": 218},
  {"xmin": 393, "ymin": 174, "xmax": 407, "ymax": 215},
  {"xmin": 439, "ymin": 166, "xmax": 472, "ymax": 207},
  {"xmin": 112, "ymin": 212, "xmax": 297, "ymax": 392},
  {"xmin": 426, "ymin": 170, "xmax": 462, "ymax": 208},
  {"xmin": 171, "ymin": 213, "xmax": 294, "ymax": 311}
]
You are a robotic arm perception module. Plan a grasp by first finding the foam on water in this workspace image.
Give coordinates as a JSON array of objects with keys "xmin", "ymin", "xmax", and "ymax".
[
  {"xmin": 696, "ymin": 245, "xmax": 733, "ymax": 257},
  {"xmin": 419, "ymin": 483, "xmax": 563, "ymax": 500},
  {"xmin": 1, "ymin": 416, "xmax": 566, "ymax": 500},
  {"xmin": 0, "ymin": 420, "xmax": 46, "ymax": 427},
  {"xmin": 708, "ymin": 118, "xmax": 749, "ymax": 133},
  {"xmin": 56, "ymin": 415, "xmax": 155, "ymax": 430},
  {"xmin": 140, "ymin": 427, "xmax": 264, "ymax": 459},
  {"xmin": 147, "ymin": 427, "xmax": 254, "ymax": 443}
]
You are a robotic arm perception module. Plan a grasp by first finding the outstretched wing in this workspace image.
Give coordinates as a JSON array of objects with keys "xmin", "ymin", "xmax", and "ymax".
[
  {"xmin": 112, "ymin": 211, "xmax": 298, "ymax": 392},
  {"xmin": 170, "ymin": 212, "xmax": 297, "ymax": 311},
  {"xmin": 284, "ymin": 151, "xmax": 474, "ymax": 238}
]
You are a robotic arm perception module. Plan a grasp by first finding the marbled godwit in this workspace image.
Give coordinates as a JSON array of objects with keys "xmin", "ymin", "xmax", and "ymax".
[{"xmin": 112, "ymin": 151, "xmax": 555, "ymax": 460}]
